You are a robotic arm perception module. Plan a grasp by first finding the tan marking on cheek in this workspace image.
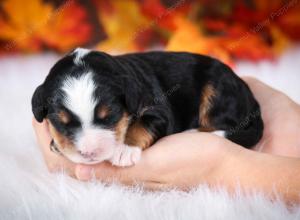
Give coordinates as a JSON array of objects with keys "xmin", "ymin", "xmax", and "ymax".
[
  {"xmin": 114, "ymin": 112, "xmax": 130, "ymax": 143},
  {"xmin": 199, "ymin": 84, "xmax": 216, "ymax": 128},
  {"xmin": 125, "ymin": 121, "xmax": 154, "ymax": 149},
  {"xmin": 97, "ymin": 105, "xmax": 110, "ymax": 119},
  {"xmin": 47, "ymin": 119, "xmax": 75, "ymax": 150},
  {"xmin": 58, "ymin": 110, "xmax": 70, "ymax": 124}
]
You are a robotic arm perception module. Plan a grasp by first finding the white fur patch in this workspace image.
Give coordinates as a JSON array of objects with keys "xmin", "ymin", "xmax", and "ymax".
[
  {"xmin": 211, "ymin": 130, "xmax": 226, "ymax": 138},
  {"xmin": 62, "ymin": 72, "xmax": 97, "ymax": 126},
  {"xmin": 73, "ymin": 47, "xmax": 90, "ymax": 65}
]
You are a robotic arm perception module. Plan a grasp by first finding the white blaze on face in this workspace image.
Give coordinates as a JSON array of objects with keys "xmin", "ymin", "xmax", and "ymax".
[
  {"xmin": 62, "ymin": 72, "xmax": 96, "ymax": 127},
  {"xmin": 61, "ymin": 71, "xmax": 116, "ymax": 163}
]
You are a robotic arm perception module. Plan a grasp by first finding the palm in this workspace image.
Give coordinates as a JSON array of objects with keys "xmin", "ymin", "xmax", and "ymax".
[{"xmin": 245, "ymin": 78, "xmax": 300, "ymax": 157}]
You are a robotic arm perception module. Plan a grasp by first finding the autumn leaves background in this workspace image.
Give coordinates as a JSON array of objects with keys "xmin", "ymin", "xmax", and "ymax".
[{"xmin": 0, "ymin": 0, "xmax": 300, "ymax": 65}]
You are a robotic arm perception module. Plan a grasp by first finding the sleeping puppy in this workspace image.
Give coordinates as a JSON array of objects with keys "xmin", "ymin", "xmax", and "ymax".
[{"xmin": 32, "ymin": 48, "xmax": 263, "ymax": 167}]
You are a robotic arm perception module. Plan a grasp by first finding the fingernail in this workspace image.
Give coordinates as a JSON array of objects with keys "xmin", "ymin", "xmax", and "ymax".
[{"xmin": 76, "ymin": 165, "xmax": 92, "ymax": 181}]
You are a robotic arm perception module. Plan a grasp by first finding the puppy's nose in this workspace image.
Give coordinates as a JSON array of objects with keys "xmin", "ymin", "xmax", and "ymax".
[{"xmin": 79, "ymin": 148, "xmax": 102, "ymax": 159}]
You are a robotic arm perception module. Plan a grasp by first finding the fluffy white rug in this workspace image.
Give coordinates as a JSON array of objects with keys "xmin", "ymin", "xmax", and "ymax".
[{"xmin": 0, "ymin": 47, "xmax": 300, "ymax": 220}]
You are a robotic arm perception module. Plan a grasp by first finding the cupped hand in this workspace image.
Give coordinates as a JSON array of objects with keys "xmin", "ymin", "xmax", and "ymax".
[
  {"xmin": 33, "ymin": 118, "xmax": 236, "ymax": 189},
  {"xmin": 32, "ymin": 77, "xmax": 300, "ymax": 188}
]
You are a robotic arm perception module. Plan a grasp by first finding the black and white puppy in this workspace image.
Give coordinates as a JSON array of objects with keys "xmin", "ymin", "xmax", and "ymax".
[{"xmin": 32, "ymin": 48, "xmax": 263, "ymax": 166}]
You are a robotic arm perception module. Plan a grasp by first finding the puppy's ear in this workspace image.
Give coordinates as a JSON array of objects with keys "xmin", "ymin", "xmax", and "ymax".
[
  {"xmin": 31, "ymin": 85, "xmax": 47, "ymax": 122},
  {"xmin": 123, "ymin": 82, "xmax": 142, "ymax": 114},
  {"xmin": 123, "ymin": 80, "xmax": 156, "ymax": 116}
]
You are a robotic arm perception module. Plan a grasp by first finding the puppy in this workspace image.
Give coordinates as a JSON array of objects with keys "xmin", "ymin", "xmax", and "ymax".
[{"xmin": 32, "ymin": 48, "xmax": 263, "ymax": 166}]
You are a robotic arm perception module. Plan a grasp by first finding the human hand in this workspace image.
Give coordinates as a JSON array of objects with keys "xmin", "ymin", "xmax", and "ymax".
[{"xmin": 33, "ymin": 118, "xmax": 236, "ymax": 188}]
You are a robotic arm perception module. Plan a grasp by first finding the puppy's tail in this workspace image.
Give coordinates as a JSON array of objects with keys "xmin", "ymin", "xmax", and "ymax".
[{"xmin": 225, "ymin": 103, "xmax": 264, "ymax": 148}]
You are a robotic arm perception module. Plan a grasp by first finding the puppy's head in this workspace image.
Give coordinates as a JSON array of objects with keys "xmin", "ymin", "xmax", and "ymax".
[{"xmin": 32, "ymin": 48, "xmax": 132, "ymax": 164}]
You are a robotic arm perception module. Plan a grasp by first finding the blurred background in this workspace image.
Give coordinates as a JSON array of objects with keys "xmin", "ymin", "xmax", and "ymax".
[{"xmin": 0, "ymin": 0, "xmax": 300, "ymax": 65}]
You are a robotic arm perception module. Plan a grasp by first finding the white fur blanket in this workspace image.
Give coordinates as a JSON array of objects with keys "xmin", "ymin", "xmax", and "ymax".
[{"xmin": 0, "ymin": 48, "xmax": 300, "ymax": 219}]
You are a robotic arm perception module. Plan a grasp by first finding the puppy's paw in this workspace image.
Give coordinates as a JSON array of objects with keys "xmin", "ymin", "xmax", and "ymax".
[{"xmin": 110, "ymin": 145, "xmax": 142, "ymax": 167}]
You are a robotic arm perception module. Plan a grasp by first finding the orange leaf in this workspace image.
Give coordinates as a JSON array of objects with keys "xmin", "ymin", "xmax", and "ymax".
[
  {"xmin": 96, "ymin": 0, "xmax": 150, "ymax": 53},
  {"xmin": 0, "ymin": 0, "xmax": 91, "ymax": 53},
  {"xmin": 166, "ymin": 17, "xmax": 233, "ymax": 66},
  {"xmin": 140, "ymin": 0, "xmax": 177, "ymax": 31},
  {"xmin": 39, "ymin": 1, "xmax": 92, "ymax": 52},
  {"xmin": 276, "ymin": 3, "xmax": 300, "ymax": 40},
  {"xmin": 0, "ymin": 0, "xmax": 53, "ymax": 52}
]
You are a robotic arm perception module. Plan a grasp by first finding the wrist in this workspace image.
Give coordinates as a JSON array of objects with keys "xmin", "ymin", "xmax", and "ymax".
[{"xmin": 214, "ymin": 145, "xmax": 300, "ymax": 203}]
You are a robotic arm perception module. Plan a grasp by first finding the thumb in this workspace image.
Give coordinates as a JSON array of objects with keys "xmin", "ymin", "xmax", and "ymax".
[
  {"xmin": 75, "ymin": 162, "xmax": 140, "ymax": 184},
  {"xmin": 75, "ymin": 162, "xmax": 125, "ymax": 182}
]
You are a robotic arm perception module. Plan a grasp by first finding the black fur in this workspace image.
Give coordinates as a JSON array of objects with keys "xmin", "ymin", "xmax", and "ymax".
[{"xmin": 32, "ymin": 50, "xmax": 264, "ymax": 148}]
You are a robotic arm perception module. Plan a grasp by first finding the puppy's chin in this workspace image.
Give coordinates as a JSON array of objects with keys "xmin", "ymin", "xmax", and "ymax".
[{"xmin": 60, "ymin": 147, "xmax": 115, "ymax": 165}]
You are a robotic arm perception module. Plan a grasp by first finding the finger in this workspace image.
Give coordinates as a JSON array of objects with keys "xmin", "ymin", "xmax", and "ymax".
[
  {"xmin": 75, "ymin": 162, "xmax": 171, "ymax": 190},
  {"xmin": 75, "ymin": 161, "xmax": 141, "ymax": 183},
  {"xmin": 32, "ymin": 118, "xmax": 76, "ymax": 176}
]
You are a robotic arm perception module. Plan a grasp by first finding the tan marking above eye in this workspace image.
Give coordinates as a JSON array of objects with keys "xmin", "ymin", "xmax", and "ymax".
[
  {"xmin": 97, "ymin": 105, "xmax": 110, "ymax": 119},
  {"xmin": 58, "ymin": 110, "xmax": 70, "ymax": 124}
]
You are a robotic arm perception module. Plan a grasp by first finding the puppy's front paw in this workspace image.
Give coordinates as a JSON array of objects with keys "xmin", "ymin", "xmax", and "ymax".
[{"xmin": 110, "ymin": 145, "xmax": 142, "ymax": 167}]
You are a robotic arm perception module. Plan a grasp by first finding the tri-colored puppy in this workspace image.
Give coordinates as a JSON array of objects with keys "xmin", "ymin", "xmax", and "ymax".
[{"xmin": 32, "ymin": 48, "xmax": 263, "ymax": 166}]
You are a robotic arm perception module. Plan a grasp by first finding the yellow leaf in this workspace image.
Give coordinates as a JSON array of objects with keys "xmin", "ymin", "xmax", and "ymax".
[
  {"xmin": 166, "ymin": 17, "xmax": 232, "ymax": 65},
  {"xmin": 0, "ymin": 0, "xmax": 53, "ymax": 51},
  {"xmin": 97, "ymin": 0, "xmax": 150, "ymax": 53},
  {"xmin": 270, "ymin": 25, "xmax": 290, "ymax": 55}
]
